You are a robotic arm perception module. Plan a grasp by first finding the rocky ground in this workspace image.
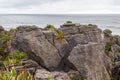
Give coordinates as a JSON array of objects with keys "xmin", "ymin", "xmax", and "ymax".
[{"xmin": 0, "ymin": 23, "xmax": 120, "ymax": 80}]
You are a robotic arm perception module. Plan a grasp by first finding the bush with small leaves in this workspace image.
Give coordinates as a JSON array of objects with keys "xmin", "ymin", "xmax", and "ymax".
[
  {"xmin": 66, "ymin": 21, "xmax": 72, "ymax": 23},
  {"xmin": 88, "ymin": 24, "xmax": 93, "ymax": 26},
  {"xmin": 0, "ymin": 33, "xmax": 11, "ymax": 58},
  {"xmin": 104, "ymin": 29, "xmax": 112, "ymax": 34},
  {"xmin": 11, "ymin": 28, "xmax": 18, "ymax": 33},
  {"xmin": 46, "ymin": 76, "xmax": 53, "ymax": 80},
  {"xmin": 105, "ymin": 42, "xmax": 112, "ymax": 51},
  {"xmin": 46, "ymin": 24, "xmax": 56, "ymax": 31},
  {"xmin": 56, "ymin": 31, "xmax": 64, "ymax": 40},
  {"xmin": 4, "ymin": 50, "xmax": 28, "ymax": 66}
]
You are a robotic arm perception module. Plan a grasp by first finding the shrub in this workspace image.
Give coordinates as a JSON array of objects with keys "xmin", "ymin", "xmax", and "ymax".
[
  {"xmin": 11, "ymin": 28, "xmax": 18, "ymax": 33},
  {"xmin": 46, "ymin": 24, "xmax": 56, "ymax": 31},
  {"xmin": 117, "ymin": 47, "xmax": 120, "ymax": 52},
  {"xmin": 88, "ymin": 24, "xmax": 93, "ymax": 26},
  {"xmin": 4, "ymin": 50, "xmax": 28, "ymax": 66},
  {"xmin": 26, "ymin": 28, "xmax": 32, "ymax": 32},
  {"xmin": 66, "ymin": 21, "xmax": 72, "ymax": 23},
  {"xmin": 0, "ymin": 67, "xmax": 35, "ymax": 80},
  {"xmin": 56, "ymin": 31, "xmax": 64, "ymax": 40},
  {"xmin": 0, "ymin": 33, "xmax": 11, "ymax": 57},
  {"xmin": 46, "ymin": 76, "xmax": 53, "ymax": 80},
  {"xmin": 105, "ymin": 42, "xmax": 112, "ymax": 51},
  {"xmin": 104, "ymin": 29, "xmax": 112, "ymax": 34},
  {"xmin": 0, "ymin": 33, "xmax": 10, "ymax": 41}
]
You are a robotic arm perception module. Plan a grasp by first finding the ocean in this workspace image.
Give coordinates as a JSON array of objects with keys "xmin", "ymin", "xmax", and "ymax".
[{"xmin": 0, "ymin": 14, "xmax": 120, "ymax": 35}]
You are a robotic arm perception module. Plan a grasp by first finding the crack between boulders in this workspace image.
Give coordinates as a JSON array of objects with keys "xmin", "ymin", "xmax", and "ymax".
[{"xmin": 42, "ymin": 32, "xmax": 62, "ymax": 58}]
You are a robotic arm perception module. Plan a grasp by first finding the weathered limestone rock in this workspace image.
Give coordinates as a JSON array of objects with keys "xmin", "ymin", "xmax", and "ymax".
[
  {"xmin": 11, "ymin": 24, "xmax": 112, "ymax": 79},
  {"xmin": 36, "ymin": 69, "xmax": 70, "ymax": 80},
  {"xmin": 68, "ymin": 42, "xmax": 111, "ymax": 80},
  {"xmin": 12, "ymin": 26, "xmax": 61, "ymax": 71},
  {"xmin": 8, "ymin": 59, "xmax": 41, "ymax": 75}
]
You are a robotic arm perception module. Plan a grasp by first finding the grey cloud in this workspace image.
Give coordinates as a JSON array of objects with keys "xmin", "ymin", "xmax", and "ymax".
[
  {"xmin": 0, "ymin": 0, "xmax": 60, "ymax": 8},
  {"xmin": 112, "ymin": 0, "xmax": 120, "ymax": 5}
]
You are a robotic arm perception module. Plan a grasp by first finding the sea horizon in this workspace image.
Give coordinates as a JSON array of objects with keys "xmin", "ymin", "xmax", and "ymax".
[{"xmin": 0, "ymin": 14, "xmax": 120, "ymax": 35}]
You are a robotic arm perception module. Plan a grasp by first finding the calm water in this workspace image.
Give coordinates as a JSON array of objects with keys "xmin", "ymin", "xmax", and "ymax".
[{"xmin": 0, "ymin": 14, "xmax": 120, "ymax": 35}]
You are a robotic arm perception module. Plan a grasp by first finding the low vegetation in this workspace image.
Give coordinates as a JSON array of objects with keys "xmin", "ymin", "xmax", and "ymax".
[
  {"xmin": 46, "ymin": 24, "xmax": 56, "ymax": 31},
  {"xmin": 4, "ymin": 50, "xmax": 28, "ymax": 66},
  {"xmin": 117, "ymin": 47, "xmax": 120, "ymax": 52},
  {"xmin": 105, "ymin": 42, "xmax": 112, "ymax": 52},
  {"xmin": 0, "ymin": 67, "xmax": 35, "ymax": 80},
  {"xmin": 88, "ymin": 24, "xmax": 93, "ymax": 26},
  {"xmin": 0, "ymin": 32, "xmax": 11, "ymax": 58},
  {"xmin": 10, "ymin": 28, "xmax": 18, "ymax": 33},
  {"xmin": 56, "ymin": 31, "xmax": 64, "ymax": 39},
  {"xmin": 104, "ymin": 29, "xmax": 112, "ymax": 34},
  {"xmin": 66, "ymin": 20, "xmax": 72, "ymax": 23},
  {"xmin": 26, "ymin": 28, "xmax": 32, "ymax": 32},
  {"xmin": 71, "ymin": 76, "xmax": 86, "ymax": 80}
]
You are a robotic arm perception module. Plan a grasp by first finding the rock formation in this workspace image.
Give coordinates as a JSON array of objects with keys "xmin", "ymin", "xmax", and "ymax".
[{"xmin": 11, "ymin": 23, "xmax": 112, "ymax": 80}]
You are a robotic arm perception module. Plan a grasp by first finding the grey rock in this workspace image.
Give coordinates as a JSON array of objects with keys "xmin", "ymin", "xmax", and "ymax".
[
  {"xmin": 79, "ymin": 25, "xmax": 103, "ymax": 43},
  {"xmin": 0, "ymin": 25, "xmax": 4, "ymax": 31},
  {"xmin": 68, "ymin": 42, "xmax": 111, "ymax": 80},
  {"xmin": 36, "ymin": 69, "xmax": 70, "ymax": 80},
  {"xmin": 12, "ymin": 26, "xmax": 61, "ymax": 71},
  {"xmin": 11, "ymin": 24, "xmax": 112, "ymax": 79}
]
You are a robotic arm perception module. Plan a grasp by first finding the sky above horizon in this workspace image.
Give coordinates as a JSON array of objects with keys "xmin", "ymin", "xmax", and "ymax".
[{"xmin": 0, "ymin": 0, "xmax": 120, "ymax": 14}]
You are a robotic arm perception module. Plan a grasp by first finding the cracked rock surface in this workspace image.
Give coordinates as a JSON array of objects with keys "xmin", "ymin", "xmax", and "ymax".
[{"xmin": 11, "ymin": 24, "xmax": 111, "ymax": 80}]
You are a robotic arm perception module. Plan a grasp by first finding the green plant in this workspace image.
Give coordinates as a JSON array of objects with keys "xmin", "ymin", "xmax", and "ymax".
[
  {"xmin": 104, "ymin": 29, "xmax": 112, "ymax": 34},
  {"xmin": 4, "ymin": 50, "xmax": 28, "ymax": 66},
  {"xmin": 11, "ymin": 28, "xmax": 18, "ymax": 33},
  {"xmin": 46, "ymin": 24, "xmax": 56, "ymax": 31},
  {"xmin": 0, "ymin": 33, "xmax": 11, "ymax": 58},
  {"xmin": 111, "ymin": 78, "xmax": 117, "ymax": 80},
  {"xmin": 0, "ymin": 33, "xmax": 10, "ymax": 41},
  {"xmin": 26, "ymin": 28, "xmax": 32, "ymax": 32},
  {"xmin": 56, "ymin": 31, "xmax": 64, "ymax": 39},
  {"xmin": 71, "ymin": 76, "xmax": 86, "ymax": 80},
  {"xmin": 88, "ymin": 24, "xmax": 93, "ymax": 26},
  {"xmin": 117, "ymin": 47, "xmax": 120, "ymax": 52},
  {"xmin": 0, "ymin": 67, "xmax": 35, "ymax": 80},
  {"xmin": 105, "ymin": 42, "xmax": 112, "ymax": 51},
  {"xmin": 46, "ymin": 76, "xmax": 53, "ymax": 80},
  {"xmin": 66, "ymin": 20, "xmax": 72, "ymax": 23}
]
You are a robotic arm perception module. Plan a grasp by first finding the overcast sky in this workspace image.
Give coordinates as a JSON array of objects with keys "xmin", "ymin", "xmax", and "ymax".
[{"xmin": 0, "ymin": 0, "xmax": 120, "ymax": 14}]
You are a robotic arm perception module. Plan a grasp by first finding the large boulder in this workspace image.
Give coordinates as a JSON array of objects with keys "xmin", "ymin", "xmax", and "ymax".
[
  {"xmin": 12, "ymin": 26, "xmax": 61, "ymax": 71},
  {"xmin": 68, "ymin": 42, "xmax": 111, "ymax": 80}
]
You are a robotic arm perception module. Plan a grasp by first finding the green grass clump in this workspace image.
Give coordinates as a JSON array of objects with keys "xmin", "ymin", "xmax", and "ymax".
[
  {"xmin": 46, "ymin": 76, "xmax": 53, "ymax": 80},
  {"xmin": 46, "ymin": 24, "xmax": 56, "ymax": 31},
  {"xmin": 105, "ymin": 42, "xmax": 112, "ymax": 51},
  {"xmin": 117, "ymin": 47, "xmax": 120, "ymax": 52},
  {"xmin": 56, "ymin": 31, "xmax": 64, "ymax": 40},
  {"xmin": 0, "ymin": 33, "xmax": 10, "ymax": 41},
  {"xmin": 4, "ymin": 50, "xmax": 28, "ymax": 66},
  {"xmin": 88, "ymin": 24, "xmax": 93, "ymax": 26},
  {"xmin": 104, "ymin": 29, "xmax": 112, "ymax": 34},
  {"xmin": 0, "ymin": 67, "xmax": 35, "ymax": 80},
  {"xmin": 26, "ymin": 28, "xmax": 32, "ymax": 32},
  {"xmin": 0, "ymin": 33, "xmax": 11, "ymax": 57},
  {"xmin": 71, "ymin": 76, "xmax": 86, "ymax": 80},
  {"xmin": 11, "ymin": 28, "xmax": 18, "ymax": 33},
  {"xmin": 66, "ymin": 20, "xmax": 72, "ymax": 23}
]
